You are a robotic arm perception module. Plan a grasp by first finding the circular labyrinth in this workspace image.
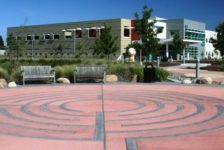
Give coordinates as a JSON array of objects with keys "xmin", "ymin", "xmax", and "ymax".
[
  {"xmin": 104, "ymin": 90, "xmax": 224, "ymax": 140},
  {"xmin": 0, "ymin": 89, "xmax": 101, "ymax": 141},
  {"xmin": 0, "ymin": 86, "xmax": 224, "ymax": 143}
]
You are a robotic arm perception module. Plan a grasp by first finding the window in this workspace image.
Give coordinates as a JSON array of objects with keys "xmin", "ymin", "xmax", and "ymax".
[
  {"xmin": 34, "ymin": 36, "xmax": 39, "ymax": 40},
  {"xmin": 53, "ymin": 34, "xmax": 60, "ymax": 40},
  {"xmin": 76, "ymin": 30, "xmax": 82, "ymax": 38},
  {"xmin": 44, "ymin": 34, "xmax": 51, "ymax": 40},
  {"xmin": 89, "ymin": 29, "xmax": 96, "ymax": 38},
  {"xmin": 124, "ymin": 28, "xmax": 130, "ymax": 37},
  {"xmin": 64, "ymin": 32, "xmax": 72, "ymax": 39},
  {"xmin": 26, "ymin": 35, "xmax": 33, "ymax": 41}
]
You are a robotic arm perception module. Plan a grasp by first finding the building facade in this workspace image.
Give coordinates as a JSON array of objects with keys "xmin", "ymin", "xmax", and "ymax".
[
  {"xmin": 8, "ymin": 18, "xmax": 218, "ymax": 59},
  {"xmin": 8, "ymin": 19, "xmax": 132, "ymax": 57}
]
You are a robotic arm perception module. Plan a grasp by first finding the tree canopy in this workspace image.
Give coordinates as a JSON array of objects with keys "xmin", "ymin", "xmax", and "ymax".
[
  {"xmin": 0, "ymin": 35, "xmax": 5, "ymax": 49},
  {"xmin": 134, "ymin": 5, "xmax": 163, "ymax": 61},
  {"xmin": 7, "ymin": 33, "xmax": 25, "ymax": 58},
  {"xmin": 171, "ymin": 32, "xmax": 186, "ymax": 59},
  {"xmin": 93, "ymin": 25, "xmax": 118, "ymax": 60},
  {"xmin": 211, "ymin": 22, "xmax": 224, "ymax": 56}
]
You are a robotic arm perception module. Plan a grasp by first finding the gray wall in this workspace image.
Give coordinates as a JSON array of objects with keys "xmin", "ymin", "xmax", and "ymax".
[{"xmin": 8, "ymin": 19, "xmax": 130, "ymax": 57}]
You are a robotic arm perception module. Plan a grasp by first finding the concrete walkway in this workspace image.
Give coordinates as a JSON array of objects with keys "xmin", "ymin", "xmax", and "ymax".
[
  {"xmin": 165, "ymin": 66, "xmax": 224, "ymax": 82},
  {"xmin": 0, "ymin": 84, "xmax": 224, "ymax": 150}
]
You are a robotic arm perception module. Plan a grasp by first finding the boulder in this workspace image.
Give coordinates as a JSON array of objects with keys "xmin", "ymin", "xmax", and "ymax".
[
  {"xmin": 57, "ymin": 78, "xmax": 70, "ymax": 84},
  {"xmin": 105, "ymin": 75, "xmax": 118, "ymax": 83},
  {"xmin": 196, "ymin": 77, "xmax": 213, "ymax": 84},
  {"xmin": 0, "ymin": 79, "xmax": 7, "ymax": 88},
  {"xmin": 182, "ymin": 78, "xmax": 192, "ymax": 84},
  {"xmin": 8, "ymin": 81, "xmax": 17, "ymax": 88},
  {"xmin": 220, "ymin": 81, "xmax": 224, "ymax": 85}
]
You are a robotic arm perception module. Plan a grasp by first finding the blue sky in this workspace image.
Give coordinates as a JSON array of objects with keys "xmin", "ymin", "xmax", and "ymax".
[{"xmin": 1, "ymin": 0, "xmax": 224, "ymax": 43}]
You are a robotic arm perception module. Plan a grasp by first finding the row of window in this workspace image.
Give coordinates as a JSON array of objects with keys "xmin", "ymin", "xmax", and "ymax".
[
  {"xmin": 185, "ymin": 28, "xmax": 205, "ymax": 34},
  {"xmin": 185, "ymin": 46, "xmax": 198, "ymax": 57},
  {"xmin": 185, "ymin": 32, "xmax": 205, "ymax": 42},
  {"xmin": 17, "ymin": 28, "xmax": 131, "ymax": 41}
]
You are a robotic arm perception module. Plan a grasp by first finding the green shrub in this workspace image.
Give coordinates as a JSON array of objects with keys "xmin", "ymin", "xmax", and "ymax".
[
  {"xmin": 10, "ymin": 69, "xmax": 22, "ymax": 82},
  {"xmin": 0, "ymin": 67, "xmax": 9, "ymax": 81},
  {"xmin": 155, "ymin": 67, "xmax": 170, "ymax": 81},
  {"xmin": 54, "ymin": 65, "xmax": 75, "ymax": 82},
  {"xmin": 54, "ymin": 66, "xmax": 64, "ymax": 79},
  {"xmin": 107, "ymin": 64, "xmax": 143, "ymax": 81},
  {"xmin": 62, "ymin": 65, "xmax": 75, "ymax": 82}
]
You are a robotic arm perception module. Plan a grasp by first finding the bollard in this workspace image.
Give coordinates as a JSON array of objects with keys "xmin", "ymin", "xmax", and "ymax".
[
  {"xmin": 157, "ymin": 56, "xmax": 160, "ymax": 67},
  {"xmin": 196, "ymin": 57, "xmax": 200, "ymax": 79}
]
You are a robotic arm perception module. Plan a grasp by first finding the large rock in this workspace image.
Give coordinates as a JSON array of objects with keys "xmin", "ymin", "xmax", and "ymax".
[
  {"xmin": 8, "ymin": 81, "xmax": 17, "ymax": 88},
  {"xmin": 220, "ymin": 81, "xmax": 224, "ymax": 85},
  {"xmin": 57, "ymin": 78, "xmax": 70, "ymax": 84},
  {"xmin": 182, "ymin": 78, "xmax": 192, "ymax": 84},
  {"xmin": 0, "ymin": 79, "xmax": 7, "ymax": 88},
  {"xmin": 105, "ymin": 75, "xmax": 118, "ymax": 83},
  {"xmin": 196, "ymin": 77, "xmax": 213, "ymax": 84}
]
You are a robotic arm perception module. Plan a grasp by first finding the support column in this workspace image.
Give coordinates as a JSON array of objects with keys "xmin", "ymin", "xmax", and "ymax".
[
  {"xmin": 196, "ymin": 56, "xmax": 200, "ymax": 79},
  {"xmin": 166, "ymin": 43, "xmax": 169, "ymax": 58}
]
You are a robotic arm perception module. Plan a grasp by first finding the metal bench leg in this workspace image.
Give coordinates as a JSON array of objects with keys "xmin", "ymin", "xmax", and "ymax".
[{"xmin": 74, "ymin": 75, "xmax": 76, "ymax": 83}]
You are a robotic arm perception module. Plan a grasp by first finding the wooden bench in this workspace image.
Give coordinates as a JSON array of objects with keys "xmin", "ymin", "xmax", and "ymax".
[
  {"xmin": 74, "ymin": 66, "xmax": 106, "ymax": 83},
  {"xmin": 21, "ymin": 66, "xmax": 55, "ymax": 85}
]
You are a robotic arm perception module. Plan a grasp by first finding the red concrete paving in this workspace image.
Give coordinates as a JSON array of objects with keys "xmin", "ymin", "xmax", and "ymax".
[{"xmin": 0, "ymin": 84, "xmax": 224, "ymax": 150}]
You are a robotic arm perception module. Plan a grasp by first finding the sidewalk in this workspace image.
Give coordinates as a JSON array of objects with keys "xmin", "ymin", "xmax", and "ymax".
[{"xmin": 164, "ymin": 65, "xmax": 224, "ymax": 82}]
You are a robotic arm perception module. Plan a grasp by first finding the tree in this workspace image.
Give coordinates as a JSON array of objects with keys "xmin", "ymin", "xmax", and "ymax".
[
  {"xmin": 93, "ymin": 25, "xmax": 118, "ymax": 60},
  {"xmin": 7, "ymin": 33, "xmax": 25, "ymax": 57},
  {"xmin": 7, "ymin": 33, "xmax": 25, "ymax": 72},
  {"xmin": 171, "ymin": 32, "xmax": 186, "ymax": 59},
  {"xmin": 54, "ymin": 44, "xmax": 63, "ymax": 56},
  {"xmin": 134, "ymin": 5, "xmax": 163, "ymax": 62},
  {"xmin": 76, "ymin": 40, "xmax": 87, "ymax": 57},
  {"xmin": 0, "ymin": 35, "xmax": 4, "ymax": 49},
  {"xmin": 211, "ymin": 22, "xmax": 224, "ymax": 56}
]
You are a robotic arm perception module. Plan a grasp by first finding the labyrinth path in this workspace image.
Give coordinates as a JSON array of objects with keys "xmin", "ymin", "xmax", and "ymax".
[{"xmin": 0, "ymin": 85, "xmax": 223, "ymax": 150}]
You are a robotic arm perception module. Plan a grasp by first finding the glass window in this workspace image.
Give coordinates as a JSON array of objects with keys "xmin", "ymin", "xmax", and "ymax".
[
  {"xmin": 26, "ymin": 35, "xmax": 33, "ymax": 41},
  {"xmin": 34, "ymin": 36, "xmax": 39, "ymax": 40},
  {"xmin": 76, "ymin": 30, "xmax": 82, "ymax": 38},
  {"xmin": 124, "ymin": 28, "xmax": 130, "ymax": 37},
  {"xmin": 44, "ymin": 34, "xmax": 51, "ymax": 40},
  {"xmin": 89, "ymin": 29, "xmax": 96, "ymax": 38},
  {"xmin": 53, "ymin": 34, "xmax": 60, "ymax": 40},
  {"xmin": 64, "ymin": 32, "xmax": 72, "ymax": 39}
]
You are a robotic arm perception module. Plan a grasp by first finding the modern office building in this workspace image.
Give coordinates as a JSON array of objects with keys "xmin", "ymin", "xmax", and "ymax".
[
  {"xmin": 8, "ymin": 19, "xmax": 132, "ymax": 57},
  {"xmin": 7, "ymin": 17, "xmax": 218, "ymax": 59}
]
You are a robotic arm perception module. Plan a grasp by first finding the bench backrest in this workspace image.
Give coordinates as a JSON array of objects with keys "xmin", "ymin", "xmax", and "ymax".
[
  {"xmin": 75, "ymin": 66, "xmax": 105, "ymax": 77},
  {"xmin": 21, "ymin": 66, "xmax": 52, "ymax": 76}
]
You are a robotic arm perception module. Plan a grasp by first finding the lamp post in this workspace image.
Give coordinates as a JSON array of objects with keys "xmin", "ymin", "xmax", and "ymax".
[
  {"xmin": 62, "ymin": 28, "xmax": 82, "ymax": 55},
  {"xmin": 31, "ymin": 35, "xmax": 34, "ymax": 60}
]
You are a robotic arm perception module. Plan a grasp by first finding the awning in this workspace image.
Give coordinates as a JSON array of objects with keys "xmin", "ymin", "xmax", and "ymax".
[{"xmin": 159, "ymin": 38, "xmax": 202, "ymax": 44}]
